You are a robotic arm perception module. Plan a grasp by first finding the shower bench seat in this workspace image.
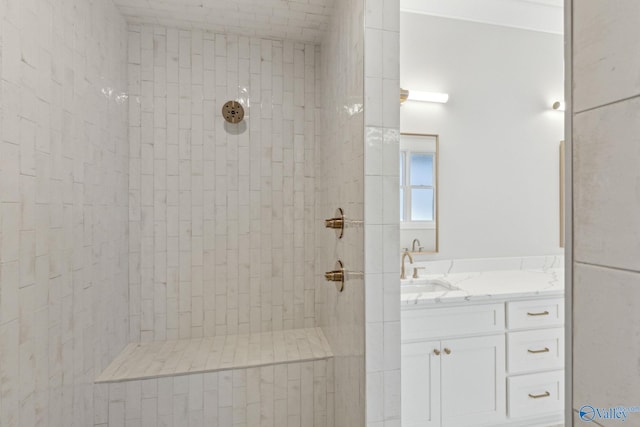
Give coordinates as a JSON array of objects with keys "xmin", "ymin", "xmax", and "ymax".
[{"xmin": 95, "ymin": 327, "xmax": 333, "ymax": 383}]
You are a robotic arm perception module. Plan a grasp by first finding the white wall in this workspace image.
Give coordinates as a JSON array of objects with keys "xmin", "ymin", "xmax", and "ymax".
[
  {"xmin": 0, "ymin": 0, "xmax": 129, "ymax": 425},
  {"xmin": 400, "ymin": 13, "xmax": 564, "ymax": 260}
]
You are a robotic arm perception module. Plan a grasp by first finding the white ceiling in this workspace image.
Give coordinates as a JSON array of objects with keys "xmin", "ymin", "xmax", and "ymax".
[
  {"xmin": 400, "ymin": 0, "xmax": 564, "ymax": 34},
  {"xmin": 113, "ymin": 0, "xmax": 334, "ymax": 43}
]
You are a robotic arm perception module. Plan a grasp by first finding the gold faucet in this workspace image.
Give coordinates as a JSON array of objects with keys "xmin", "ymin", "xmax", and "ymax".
[
  {"xmin": 411, "ymin": 238, "xmax": 422, "ymax": 252},
  {"xmin": 401, "ymin": 250, "xmax": 414, "ymax": 280}
]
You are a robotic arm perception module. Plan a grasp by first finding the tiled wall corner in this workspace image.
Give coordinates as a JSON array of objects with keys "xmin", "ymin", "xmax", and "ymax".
[
  {"xmin": 112, "ymin": 0, "xmax": 333, "ymax": 44},
  {"xmin": 572, "ymin": 0, "xmax": 640, "ymax": 418},
  {"xmin": 0, "ymin": 0, "xmax": 129, "ymax": 425},
  {"xmin": 364, "ymin": 0, "xmax": 401, "ymax": 425},
  {"xmin": 317, "ymin": 0, "xmax": 367, "ymax": 425},
  {"xmin": 127, "ymin": 26, "xmax": 318, "ymax": 342},
  {"xmin": 96, "ymin": 359, "xmax": 332, "ymax": 427}
]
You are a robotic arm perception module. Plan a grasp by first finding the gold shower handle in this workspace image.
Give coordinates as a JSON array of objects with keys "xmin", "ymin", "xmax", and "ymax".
[
  {"xmin": 325, "ymin": 208, "xmax": 345, "ymax": 238},
  {"xmin": 324, "ymin": 218, "xmax": 344, "ymax": 229},
  {"xmin": 325, "ymin": 260, "xmax": 345, "ymax": 292},
  {"xmin": 324, "ymin": 270, "xmax": 344, "ymax": 282}
]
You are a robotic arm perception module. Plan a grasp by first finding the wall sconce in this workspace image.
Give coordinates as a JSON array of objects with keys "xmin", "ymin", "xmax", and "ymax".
[
  {"xmin": 400, "ymin": 88, "xmax": 449, "ymax": 104},
  {"xmin": 552, "ymin": 101, "xmax": 566, "ymax": 111}
]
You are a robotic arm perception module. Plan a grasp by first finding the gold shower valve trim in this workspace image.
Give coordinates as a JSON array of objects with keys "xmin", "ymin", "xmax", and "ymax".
[
  {"xmin": 400, "ymin": 88, "xmax": 409, "ymax": 103},
  {"xmin": 324, "ymin": 271, "xmax": 344, "ymax": 282},
  {"xmin": 324, "ymin": 208, "xmax": 345, "ymax": 238},
  {"xmin": 324, "ymin": 260, "xmax": 345, "ymax": 292},
  {"xmin": 324, "ymin": 218, "xmax": 344, "ymax": 229}
]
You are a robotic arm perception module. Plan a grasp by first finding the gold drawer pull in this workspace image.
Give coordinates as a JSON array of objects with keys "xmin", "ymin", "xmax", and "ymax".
[
  {"xmin": 526, "ymin": 310, "xmax": 550, "ymax": 316},
  {"xmin": 527, "ymin": 347, "xmax": 550, "ymax": 354},
  {"xmin": 528, "ymin": 391, "xmax": 551, "ymax": 399}
]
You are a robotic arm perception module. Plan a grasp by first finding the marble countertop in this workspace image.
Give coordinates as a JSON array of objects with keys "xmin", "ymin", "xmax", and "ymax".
[{"xmin": 401, "ymin": 268, "xmax": 564, "ymax": 307}]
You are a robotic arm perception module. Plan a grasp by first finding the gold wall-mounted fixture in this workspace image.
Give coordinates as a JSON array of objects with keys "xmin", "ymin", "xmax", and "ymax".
[
  {"xmin": 324, "ymin": 208, "xmax": 345, "ymax": 238},
  {"xmin": 324, "ymin": 260, "xmax": 345, "ymax": 292},
  {"xmin": 400, "ymin": 88, "xmax": 409, "ymax": 103},
  {"xmin": 400, "ymin": 88, "xmax": 449, "ymax": 104},
  {"xmin": 222, "ymin": 100, "xmax": 245, "ymax": 123}
]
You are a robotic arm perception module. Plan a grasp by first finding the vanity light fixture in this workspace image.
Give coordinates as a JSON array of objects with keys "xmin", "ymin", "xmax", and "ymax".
[
  {"xmin": 552, "ymin": 101, "xmax": 566, "ymax": 111},
  {"xmin": 400, "ymin": 88, "xmax": 449, "ymax": 104}
]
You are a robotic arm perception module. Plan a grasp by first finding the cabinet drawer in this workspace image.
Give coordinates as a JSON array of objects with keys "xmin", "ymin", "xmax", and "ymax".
[
  {"xmin": 507, "ymin": 371, "xmax": 564, "ymax": 418},
  {"xmin": 507, "ymin": 298, "xmax": 564, "ymax": 330},
  {"xmin": 507, "ymin": 328, "xmax": 564, "ymax": 374},
  {"xmin": 402, "ymin": 304, "xmax": 505, "ymax": 341}
]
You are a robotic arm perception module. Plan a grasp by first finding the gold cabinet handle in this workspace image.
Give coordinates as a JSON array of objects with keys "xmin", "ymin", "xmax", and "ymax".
[
  {"xmin": 444, "ymin": 348, "xmax": 451, "ymax": 355},
  {"xmin": 527, "ymin": 347, "xmax": 550, "ymax": 354},
  {"xmin": 526, "ymin": 310, "xmax": 550, "ymax": 316},
  {"xmin": 528, "ymin": 391, "xmax": 551, "ymax": 399},
  {"xmin": 433, "ymin": 349, "xmax": 441, "ymax": 356}
]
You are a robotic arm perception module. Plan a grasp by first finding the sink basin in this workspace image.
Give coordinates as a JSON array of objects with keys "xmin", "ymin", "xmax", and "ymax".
[{"xmin": 401, "ymin": 279, "xmax": 459, "ymax": 294}]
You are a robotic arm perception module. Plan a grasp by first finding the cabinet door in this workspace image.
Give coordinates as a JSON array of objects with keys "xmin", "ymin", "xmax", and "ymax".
[
  {"xmin": 402, "ymin": 341, "xmax": 441, "ymax": 427},
  {"xmin": 440, "ymin": 335, "xmax": 506, "ymax": 427}
]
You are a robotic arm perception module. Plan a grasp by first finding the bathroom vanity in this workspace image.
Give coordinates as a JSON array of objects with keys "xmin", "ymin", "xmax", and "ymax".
[{"xmin": 401, "ymin": 268, "xmax": 565, "ymax": 427}]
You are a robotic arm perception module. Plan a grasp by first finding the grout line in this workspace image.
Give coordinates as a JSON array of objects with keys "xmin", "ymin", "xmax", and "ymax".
[
  {"xmin": 575, "ymin": 260, "xmax": 640, "ymax": 275},
  {"xmin": 574, "ymin": 92, "xmax": 640, "ymax": 115}
]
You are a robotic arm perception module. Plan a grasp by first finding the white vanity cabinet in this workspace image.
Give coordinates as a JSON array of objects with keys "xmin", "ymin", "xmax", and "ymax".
[
  {"xmin": 402, "ymin": 297, "xmax": 564, "ymax": 427},
  {"xmin": 402, "ymin": 335, "xmax": 506, "ymax": 427},
  {"xmin": 402, "ymin": 304, "xmax": 507, "ymax": 427},
  {"xmin": 505, "ymin": 298, "xmax": 564, "ymax": 422}
]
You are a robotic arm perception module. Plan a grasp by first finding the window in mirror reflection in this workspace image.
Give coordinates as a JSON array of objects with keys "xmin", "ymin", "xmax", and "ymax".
[
  {"xmin": 401, "ymin": 150, "xmax": 436, "ymax": 222},
  {"xmin": 410, "ymin": 154, "xmax": 434, "ymax": 186}
]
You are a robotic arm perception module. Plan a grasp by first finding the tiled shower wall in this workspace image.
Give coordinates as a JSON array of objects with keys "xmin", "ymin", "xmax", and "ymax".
[
  {"xmin": 316, "ymin": 0, "xmax": 366, "ymax": 425},
  {"xmin": 363, "ymin": 0, "xmax": 401, "ymax": 424},
  {"xmin": 127, "ymin": 25, "xmax": 319, "ymax": 342},
  {"xmin": 0, "ymin": 0, "xmax": 129, "ymax": 425},
  {"xmin": 572, "ymin": 0, "xmax": 640, "ymax": 423},
  {"xmin": 364, "ymin": 0, "xmax": 400, "ymax": 427}
]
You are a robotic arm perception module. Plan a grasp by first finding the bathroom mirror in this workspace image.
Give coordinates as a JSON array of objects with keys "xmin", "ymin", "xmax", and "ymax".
[{"xmin": 400, "ymin": 133, "xmax": 439, "ymax": 253}]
